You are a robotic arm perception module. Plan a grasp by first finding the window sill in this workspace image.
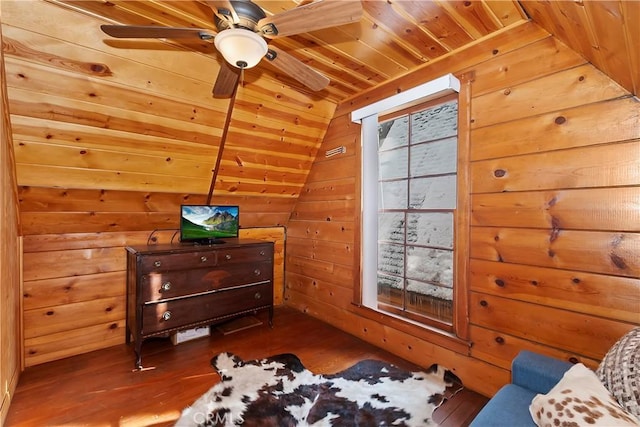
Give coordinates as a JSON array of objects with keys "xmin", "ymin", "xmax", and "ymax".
[{"xmin": 349, "ymin": 303, "xmax": 471, "ymax": 356}]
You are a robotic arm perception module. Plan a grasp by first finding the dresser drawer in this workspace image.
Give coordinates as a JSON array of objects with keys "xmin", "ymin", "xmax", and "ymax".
[
  {"xmin": 141, "ymin": 283, "xmax": 273, "ymax": 334},
  {"xmin": 217, "ymin": 245, "xmax": 273, "ymax": 265},
  {"xmin": 140, "ymin": 261, "xmax": 273, "ymax": 301},
  {"xmin": 139, "ymin": 250, "xmax": 217, "ymax": 272}
]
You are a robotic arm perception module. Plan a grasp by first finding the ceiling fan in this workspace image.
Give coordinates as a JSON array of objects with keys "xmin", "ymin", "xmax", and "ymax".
[{"xmin": 100, "ymin": 0, "xmax": 363, "ymax": 98}]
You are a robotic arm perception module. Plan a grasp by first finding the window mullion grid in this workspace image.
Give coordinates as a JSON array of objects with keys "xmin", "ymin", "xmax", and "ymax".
[{"xmin": 403, "ymin": 114, "xmax": 413, "ymax": 315}]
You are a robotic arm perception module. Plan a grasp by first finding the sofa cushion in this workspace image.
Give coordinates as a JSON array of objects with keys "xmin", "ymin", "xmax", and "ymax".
[
  {"xmin": 470, "ymin": 384, "xmax": 537, "ymax": 427},
  {"xmin": 529, "ymin": 363, "xmax": 640, "ymax": 427},
  {"xmin": 596, "ymin": 326, "xmax": 640, "ymax": 418},
  {"xmin": 512, "ymin": 350, "xmax": 573, "ymax": 394}
]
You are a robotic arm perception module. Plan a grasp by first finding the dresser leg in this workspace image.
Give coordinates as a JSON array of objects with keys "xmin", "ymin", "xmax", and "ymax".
[
  {"xmin": 268, "ymin": 306, "xmax": 274, "ymax": 328},
  {"xmin": 134, "ymin": 342, "xmax": 143, "ymax": 370}
]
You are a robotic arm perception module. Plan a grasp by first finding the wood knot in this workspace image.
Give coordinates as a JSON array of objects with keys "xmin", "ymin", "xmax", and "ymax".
[
  {"xmin": 89, "ymin": 63, "xmax": 113, "ymax": 76},
  {"xmin": 610, "ymin": 253, "xmax": 628, "ymax": 270}
]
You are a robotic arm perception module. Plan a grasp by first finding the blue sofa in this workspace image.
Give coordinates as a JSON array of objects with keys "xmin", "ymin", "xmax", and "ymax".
[{"xmin": 470, "ymin": 350, "xmax": 573, "ymax": 427}]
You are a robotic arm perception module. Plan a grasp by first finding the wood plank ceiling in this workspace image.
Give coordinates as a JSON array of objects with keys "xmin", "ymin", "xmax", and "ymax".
[
  {"xmin": 45, "ymin": 0, "xmax": 527, "ymax": 102},
  {"xmin": 46, "ymin": 0, "xmax": 639, "ymax": 100},
  {"xmin": 2, "ymin": 0, "xmax": 638, "ymax": 214}
]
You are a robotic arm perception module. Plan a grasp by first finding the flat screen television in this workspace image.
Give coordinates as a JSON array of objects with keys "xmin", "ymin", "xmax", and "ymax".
[{"xmin": 180, "ymin": 205, "xmax": 239, "ymax": 244}]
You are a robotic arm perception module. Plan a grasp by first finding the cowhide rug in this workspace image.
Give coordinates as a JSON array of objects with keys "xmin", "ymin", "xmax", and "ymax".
[{"xmin": 176, "ymin": 352, "xmax": 462, "ymax": 427}]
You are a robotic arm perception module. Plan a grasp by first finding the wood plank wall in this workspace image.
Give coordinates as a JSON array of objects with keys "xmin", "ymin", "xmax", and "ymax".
[
  {"xmin": 0, "ymin": 11, "xmax": 21, "ymax": 424},
  {"xmin": 1, "ymin": 0, "xmax": 335, "ymax": 200},
  {"xmin": 285, "ymin": 22, "xmax": 640, "ymax": 397},
  {"xmin": 21, "ymin": 226, "xmax": 285, "ymax": 367},
  {"xmin": 1, "ymin": 1, "xmax": 316, "ymax": 367}
]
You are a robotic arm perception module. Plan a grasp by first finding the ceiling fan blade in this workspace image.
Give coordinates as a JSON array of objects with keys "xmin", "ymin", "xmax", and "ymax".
[
  {"xmin": 213, "ymin": 60, "xmax": 241, "ymax": 98},
  {"xmin": 100, "ymin": 25, "xmax": 215, "ymax": 41},
  {"xmin": 265, "ymin": 45, "xmax": 329, "ymax": 92},
  {"xmin": 258, "ymin": 0, "xmax": 363, "ymax": 38},
  {"xmin": 203, "ymin": 0, "xmax": 240, "ymax": 24}
]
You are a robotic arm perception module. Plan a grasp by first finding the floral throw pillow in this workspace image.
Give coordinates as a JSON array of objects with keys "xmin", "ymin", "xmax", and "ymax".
[{"xmin": 529, "ymin": 363, "xmax": 640, "ymax": 427}]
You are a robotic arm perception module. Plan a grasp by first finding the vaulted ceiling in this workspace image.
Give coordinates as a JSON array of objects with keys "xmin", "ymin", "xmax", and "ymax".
[
  {"xmin": 2, "ymin": 1, "xmax": 638, "ymax": 212},
  {"xmin": 45, "ymin": 0, "xmax": 640, "ymax": 101}
]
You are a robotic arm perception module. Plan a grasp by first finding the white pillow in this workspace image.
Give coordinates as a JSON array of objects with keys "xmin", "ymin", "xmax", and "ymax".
[{"xmin": 529, "ymin": 363, "xmax": 640, "ymax": 427}]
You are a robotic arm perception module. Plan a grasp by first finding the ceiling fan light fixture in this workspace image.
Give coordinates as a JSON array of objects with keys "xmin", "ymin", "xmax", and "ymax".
[{"xmin": 214, "ymin": 28, "xmax": 267, "ymax": 69}]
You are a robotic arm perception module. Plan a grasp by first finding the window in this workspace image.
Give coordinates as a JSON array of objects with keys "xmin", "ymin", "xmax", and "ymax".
[
  {"xmin": 377, "ymin": 98, "xmax": 458, "ymax": 330},
  {"xmin": 352, "ymin": 74, "xmax": 467, "ymax": 335}
]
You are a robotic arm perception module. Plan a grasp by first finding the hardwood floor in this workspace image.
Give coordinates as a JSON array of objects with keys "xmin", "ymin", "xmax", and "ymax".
[{"xmin": 5, "ymin": 306, "xmax": 487, "ymax": 426}]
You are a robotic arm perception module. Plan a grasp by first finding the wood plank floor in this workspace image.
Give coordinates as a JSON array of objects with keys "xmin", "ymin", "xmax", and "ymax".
[{"xmin": 5, "ymin": 306, "xmax": 488, "ymax": 426}]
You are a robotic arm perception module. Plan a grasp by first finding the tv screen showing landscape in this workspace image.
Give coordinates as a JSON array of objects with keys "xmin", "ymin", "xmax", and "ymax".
[{"xmin": 180, "ymin": 205, "xmax": 239, "ymax": 243}]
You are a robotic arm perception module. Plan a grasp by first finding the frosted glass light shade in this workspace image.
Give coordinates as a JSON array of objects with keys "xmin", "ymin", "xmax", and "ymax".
[{"xmin": 214, "ymin": 28, "xmax": 268, "ymax": 69}]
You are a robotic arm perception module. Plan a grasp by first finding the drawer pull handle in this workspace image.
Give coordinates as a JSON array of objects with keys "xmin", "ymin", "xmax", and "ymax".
[
  {"xmin": 161, "ymin": 282, "xmax": 172, "ymax": 292},
  {"xmin": 260, "ymin": 250, "xmax": 265, "ymax": 256},
  {"xmin": 162, "ymin": 311, "xmax": 172, "ymax": 321},
  {"xmin": 200, "ymin": 256, "xmax": 208, "ymax": 262},
  {"xmin": 254, "ymin": 269, "xmax": 261, "ymax": 276},
  {"xmin": 254, "ymin": 292, "xmax": 261, "ymax": 300},
  {"xmin": 154, "ymin": 260, "xmax": 162, "ymax": 268},
  {"xmin": 225, "ymin": 254, "xmax": 232, "ymax": 260}
]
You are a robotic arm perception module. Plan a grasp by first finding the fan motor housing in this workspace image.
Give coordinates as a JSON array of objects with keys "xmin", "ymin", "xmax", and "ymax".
[{"xmin": 215, "ymin": 0, "xmax": 267, "ymax": 32}]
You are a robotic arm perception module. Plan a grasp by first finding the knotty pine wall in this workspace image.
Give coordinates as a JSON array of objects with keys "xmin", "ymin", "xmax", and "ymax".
[
  {"xmin": 2, "ymin": 1, "xmax": 313, "ymax": 367},
  {"xmin": 285, "ymin": 22, "xmax": 640, "ymax": 397},
  {"xmin": 22, "ymin": 226, "xmax": 285, "ymax": 367},
  {"xmin": 0, "ymin": 13, "xmax": 21, "ymax": 424}
]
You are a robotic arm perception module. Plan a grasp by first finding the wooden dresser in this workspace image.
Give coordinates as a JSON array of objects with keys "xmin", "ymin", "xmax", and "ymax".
[{"xmin": 125, "ymin": 239, "xmax": 274, "ymax": 368}]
